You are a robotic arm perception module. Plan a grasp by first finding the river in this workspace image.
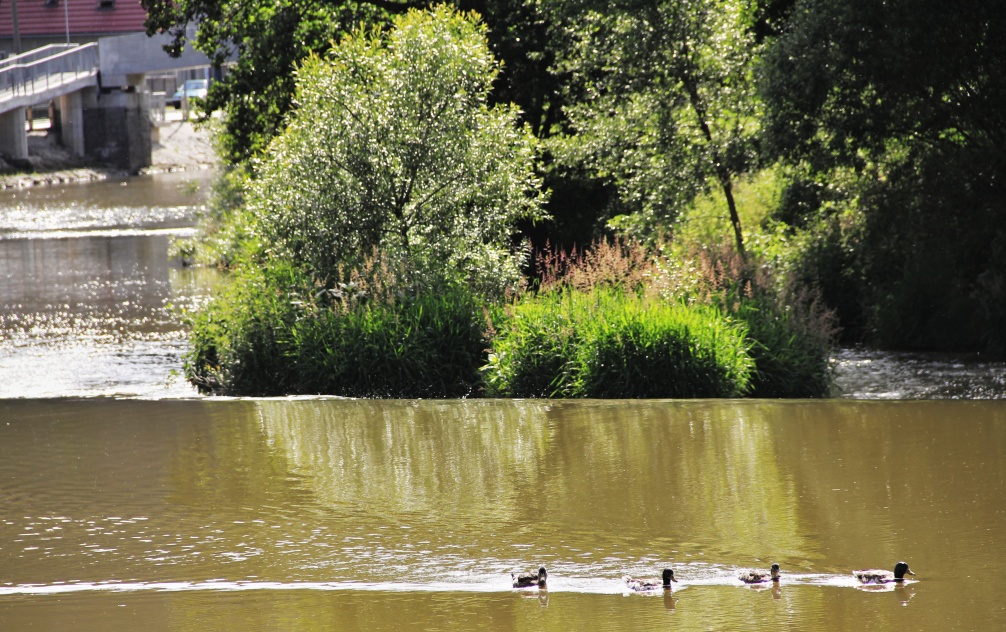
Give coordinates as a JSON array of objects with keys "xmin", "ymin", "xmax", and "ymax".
[{"xmin": 1, "ymin": 173, "xmax": 1005, "ymax": 630}]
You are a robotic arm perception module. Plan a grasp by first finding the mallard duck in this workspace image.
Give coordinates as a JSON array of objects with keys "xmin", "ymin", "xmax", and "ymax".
[
  {"xmin": 738, "ymin": 563, "xmax": 781, "ymax": 584},
  {"xmin": 624, "ymin": 568, "xmax": 677, "ymax": 591},
  {"xmin": 853, "ymin": 561, "xmax": 914, "ymax": 584},
  {"xmin": 512, "ymin": 566, "xmax": 547, "ymax": 588}
]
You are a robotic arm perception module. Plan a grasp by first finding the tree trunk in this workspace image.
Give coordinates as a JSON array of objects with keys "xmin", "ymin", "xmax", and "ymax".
[{"xmin": 680, "ymin": 54, "xmax": 746, "ymax": 259}]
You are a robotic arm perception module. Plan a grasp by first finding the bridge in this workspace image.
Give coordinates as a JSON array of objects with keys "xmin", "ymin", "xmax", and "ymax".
[{"xmin": 0, "ymin": 30, "xmax": 219, "ymax": 172}]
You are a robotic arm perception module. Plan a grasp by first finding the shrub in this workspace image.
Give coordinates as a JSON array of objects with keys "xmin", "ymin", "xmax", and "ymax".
[
  {"xmin": 288, "ymin": 285, "xmax": 489, "ymax": 398},
  {"xmin": 246, "ymin": 5, "xmax": 545, "ymax": 298},
  {"xmin": 484, "ymin": 288, "xmax": 753, "ymax": 398},
  {"xmin": 185, "ymin": 261, "xmax": 303, "ymax": 395},
  {"xmin": 656, "ymin": 244, "xmax": 838, "ymax": 397},
  {"xmin": 185, "ymin": 261, "xmax": 489, "ymax": 397}
]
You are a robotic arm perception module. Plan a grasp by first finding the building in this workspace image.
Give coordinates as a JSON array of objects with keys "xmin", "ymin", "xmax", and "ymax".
[
  {"xmin": 0, "ymin": 0, "xmax": 207, "ymax": 96},
  {"xmin": 0, "ymin": 0, "xmax": 148, "ymax": 54}
]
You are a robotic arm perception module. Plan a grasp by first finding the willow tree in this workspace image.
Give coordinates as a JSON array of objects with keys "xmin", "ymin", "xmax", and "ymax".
[
  {"xmin": 247, "ymin": 6, "xmax": 546, "ymax": 297},
  {"xmin": 549, "ymin": 0, "xmax": 761, "ymax": 255}
]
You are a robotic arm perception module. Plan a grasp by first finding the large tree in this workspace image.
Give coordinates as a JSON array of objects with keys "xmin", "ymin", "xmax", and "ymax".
[
  {"xmin": 247, "ymin": 6, "xmax": 546, "ymax": 296},
  {"xmin": 547, "ymin": 0, "xmax": 762, "ymax": 255},
  {"xmin": 761, "ymin": 0, "xmax": 1006, "ymax": 353}
]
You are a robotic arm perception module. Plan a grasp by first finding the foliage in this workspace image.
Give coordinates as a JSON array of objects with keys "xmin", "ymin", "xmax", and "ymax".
[
  {"xmin": 184, "ymin": 260, "xmax": 489, "ymax": 397},
  {"xmin": 760, "ymin": 0, "xmax": 1006, "ymax": 355},
  {"xmin": 484, "ymin": 287, "xmax": 754, "ymax": 398},
  {"xmin": 246, "ymin": 6, "xmax": 546, "ymax": 298},
  {"xmin": 653, "ymin": 243, "xmax": 838, "ymax": 397},
  {"xmin": 546, "ymin": 0, "xmax": 761, "ymax": 253},
  {"xmin": 184, "ymin": 261, "xmax": 304, "ymax": 396},
  {"xmin": 458, "ymin": 0, "xmax": 565, "ymax": 139},
  {"xmin": 184, "ymin": 7, "xmax": 547, "ymax": 398},
  {"xmin": 534, "ymin": 237, "xmax": 657, "ymax": 293}
]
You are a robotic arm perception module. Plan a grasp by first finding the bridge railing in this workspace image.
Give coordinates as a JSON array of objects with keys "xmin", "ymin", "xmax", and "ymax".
[
  {"xmin": 0, "ymin": 43, "xmax": 99, "ymax": 101},
  {"xmin": 0, "ymin": 44, "xmax": 81, "ymax": 71}
]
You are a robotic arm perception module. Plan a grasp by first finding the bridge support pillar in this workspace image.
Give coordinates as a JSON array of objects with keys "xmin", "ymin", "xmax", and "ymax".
[
  {"xmin": 58, "ymin": 90, "xmax": 86, "ymax": 157},
  {"xmin": 0, "ymin": 106, "xmax": 28, "ymax": 162},
  {"xmin": 82, "ymin": 86, "xmax": 151, "ymax": 173}
]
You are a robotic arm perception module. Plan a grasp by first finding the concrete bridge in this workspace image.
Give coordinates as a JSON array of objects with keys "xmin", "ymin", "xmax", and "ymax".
[{"xmin": 0, "ymin": 30, "xmax": 219, "ymax": 172}]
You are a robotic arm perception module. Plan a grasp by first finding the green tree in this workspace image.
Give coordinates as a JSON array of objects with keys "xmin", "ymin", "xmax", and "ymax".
[
  {"xmin": 547, "ymin": 0, "xmax": 762, "ymax": 255},
  {"xmin": 761, "ymin": 0, "xmax": 1006, "ymax": 353},
  {"xmin": 247, "ymin": 5, "xmax": 547, "ymax": 296}
]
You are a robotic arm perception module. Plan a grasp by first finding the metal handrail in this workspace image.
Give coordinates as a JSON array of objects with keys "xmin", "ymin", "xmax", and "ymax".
[
  {"xmin": 0, "ymin": 43, "xmax": 98, "ymax": 101},
  {"xmin": 0, "ymin": 44, "xmax": 80, "ymax": 70}
]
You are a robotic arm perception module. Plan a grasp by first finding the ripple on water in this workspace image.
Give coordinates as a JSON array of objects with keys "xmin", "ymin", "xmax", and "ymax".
[{"xmin": 832, "ymin": 347, "xmax": 1006, "ymax": 399}]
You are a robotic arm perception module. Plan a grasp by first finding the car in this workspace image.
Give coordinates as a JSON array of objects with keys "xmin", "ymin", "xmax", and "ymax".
[{"xmin": 169, "ymin": 79, "xmax": 208, "ymax": 109}]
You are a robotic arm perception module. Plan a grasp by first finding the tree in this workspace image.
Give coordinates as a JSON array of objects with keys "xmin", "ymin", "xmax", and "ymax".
[
  {"xmin": 546, "ymin": 0, "xmax": 762, "ymax": 255},
  {"xmin": 761, "ymin": 0, "xmax": 1006, "ymax": 353},
  {"xmin": 246, "ymin": 6, "xmax": 547, "ymax": 297},
  {"xmin": 142, "ymin": 0, "xmax": 566, "ymax": 165}
]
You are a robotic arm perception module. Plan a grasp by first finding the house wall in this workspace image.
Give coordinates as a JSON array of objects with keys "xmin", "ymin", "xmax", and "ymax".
[{"xmin": 0, "ymin": 0, "xmax": 147, "ymax": 55}]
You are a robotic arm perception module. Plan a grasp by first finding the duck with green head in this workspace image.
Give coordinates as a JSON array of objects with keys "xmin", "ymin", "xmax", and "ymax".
[
  {"xmin": 512, "ymin": 566, "xmax": 547, "ymax": 588},
  {"xmin": 853, "ymin": 561, "xmax": 915, "ymax": 584},
  {"xmin": 624, "ymin": 568, "xmax": 677, "ymax": 592},
  {"xmin": 738, "ymin": 563, "xmax": 780, "ymax": 584}
]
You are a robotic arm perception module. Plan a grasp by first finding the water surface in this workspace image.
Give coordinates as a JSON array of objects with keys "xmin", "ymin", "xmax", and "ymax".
[
  {"xmin": 1, "ymin": 399, "xmax": 1004, "ymax": 630},
  {"xmin": 0, "ymin": 172, "xmax": 214, "ymax": 398},
  {"xmin": 2, "ymin": 166, "xmax": 1006, "ymax": 631}
]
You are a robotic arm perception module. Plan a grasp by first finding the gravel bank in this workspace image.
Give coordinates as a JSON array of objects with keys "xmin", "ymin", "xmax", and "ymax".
[{"xmin": 0, "ymin": 117, "xmax": 217, "ymax": 188}]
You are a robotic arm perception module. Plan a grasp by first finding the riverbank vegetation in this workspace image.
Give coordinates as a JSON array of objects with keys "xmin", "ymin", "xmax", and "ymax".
[{"xmin": 155, "ymin": 0, "xmax": 1004, "ymax": 397}]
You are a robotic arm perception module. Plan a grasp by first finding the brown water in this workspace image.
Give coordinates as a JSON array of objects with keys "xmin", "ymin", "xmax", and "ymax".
[
  {"xmin": 3, "ymin": 170, "xmax": 1006, "ymax": 630},
  {"xmin": 1, "ymin": 398, "xmax": 1005, "ymax": 630},
  {"xmin": 0, "ymin": 172, "xmax": 216, "ymax": 398}
]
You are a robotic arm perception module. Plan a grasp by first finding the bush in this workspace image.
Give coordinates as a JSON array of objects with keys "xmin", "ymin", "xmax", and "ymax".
[
  {"xmin": 185, "ymin": 262, "xmax": 303, "ymax": 395},
  {"xmin": 288, "ymin": 285, "xmax": 489, "ymax": 398},
  {"xmin": 246, "ymin": 5, "xmax": 545, "ymax": 298},
  {"xmin": 652, "ymin": 243, "xmax": 838, "ymax": 397},
  {"xmin": 484, "ymin": 288, "xmax": 754, "ymax": 398},
  {"xmin": 185, "ymin": 261, "xmax": 489, "ymax": 397}
]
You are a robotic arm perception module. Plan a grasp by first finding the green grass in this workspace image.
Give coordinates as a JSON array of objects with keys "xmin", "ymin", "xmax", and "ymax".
[
  {"xmin": 484, "ymin": 288, "xmax": 754, "ymax": 398},
  {"xmin": 184, "ymin": 262, "xmax": 489, "ymax": 397}
]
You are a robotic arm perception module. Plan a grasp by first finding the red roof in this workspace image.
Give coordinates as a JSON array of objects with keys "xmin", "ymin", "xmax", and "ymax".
[{"xmin": 0, "ymin": 0, "xmax": 147, "ymax": 38}]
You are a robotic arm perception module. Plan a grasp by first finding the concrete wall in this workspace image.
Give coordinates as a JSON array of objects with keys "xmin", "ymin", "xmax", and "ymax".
[
  {"xmin": 0, "ymin": 106, "xmax": 28, "ymax": 161},
  {"xmin": 58, "ymin": 91, "xmax": 85, "ymax": 157},
  {"xmin": 99, "ymin": 29, "xmax": 228, "ymax": 87},
  {"xmin": 82, "ymin": 87, "xmax": 151, "ymax": 173}
]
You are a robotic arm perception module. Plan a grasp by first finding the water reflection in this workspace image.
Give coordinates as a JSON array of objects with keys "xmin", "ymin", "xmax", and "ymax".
[
  {"xmin": 2, "ymin": 399, "xmax": 1005, "ymax": 630},
  {"xmin": 257, "ymin": 399, "xmax": 811, "ymax": 580}
]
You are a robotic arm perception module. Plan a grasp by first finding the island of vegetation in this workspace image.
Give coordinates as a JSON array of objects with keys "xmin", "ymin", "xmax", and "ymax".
[{"xmin": 146, "ymin": 0, "xmax": 1005, "ymax": 398}]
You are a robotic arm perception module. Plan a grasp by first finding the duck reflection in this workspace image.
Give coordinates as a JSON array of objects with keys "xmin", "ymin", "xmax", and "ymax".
[{"xmin": 663, "ymin": 591, "xmax": 677, "ymax": 611}]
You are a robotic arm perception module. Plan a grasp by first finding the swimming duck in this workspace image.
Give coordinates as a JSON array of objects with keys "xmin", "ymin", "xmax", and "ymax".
[
  {"xmin": 853, "ymin": 561, "xmax": 915, "ymax": 584},
  {"xmin": 738, "ymin": 563, "xmax": 781, "ymax": 584},
  {"xmin": 512, "ymin": 566, "xmax": 547, "ymax": 588},
  {"xmin": 624, "ymin": 568, "xmax": 677, "ymax": 591}
]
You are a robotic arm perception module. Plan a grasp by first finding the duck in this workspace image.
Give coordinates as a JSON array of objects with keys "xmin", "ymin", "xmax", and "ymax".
[
  {"xmin": 624, "ymin": 568, "xmax": 677, "ymax": 591},
  {"xmin": 512, "ymin": 566, "xmax": 547, "ymax": 588},
  {"xmin": 738, "ymin": 563, "xmax": 781, "ymax": 584},
  {"xmin": 853, "ymin": 561, "xmax": 915, "ymax": 584}
]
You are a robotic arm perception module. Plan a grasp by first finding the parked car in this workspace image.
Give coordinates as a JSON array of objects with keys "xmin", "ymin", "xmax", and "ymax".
[{"xmin": 169, "ymin": 79, "xmax": 208, "ymax": 108}]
